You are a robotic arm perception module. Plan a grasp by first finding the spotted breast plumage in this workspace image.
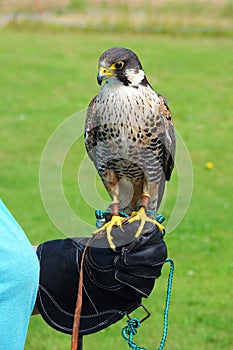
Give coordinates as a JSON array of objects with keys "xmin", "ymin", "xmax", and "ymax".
[{"xmin": 85, "ymin": 47, "xmax": 175, "ymax": 249}]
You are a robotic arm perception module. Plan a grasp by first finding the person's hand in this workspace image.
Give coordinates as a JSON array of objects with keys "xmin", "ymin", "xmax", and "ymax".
[{"xmin": 35, "ymin": 220, "xmax": 167, "ymax": 336}]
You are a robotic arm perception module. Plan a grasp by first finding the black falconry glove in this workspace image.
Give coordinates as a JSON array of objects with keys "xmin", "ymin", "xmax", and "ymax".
[{"xmin": 36, "ymin": 220, "xmax": 167, "ymax": 337}]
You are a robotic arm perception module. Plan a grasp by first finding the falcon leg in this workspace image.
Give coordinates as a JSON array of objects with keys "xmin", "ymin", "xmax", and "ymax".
[
  {"xmin": 128, "ymin": 193, "xmax": 164, "ymax": 238},
  {"xmin": 93, "ymin": 169, "xmax": 126, "ymax": 249},
  {"xmin": 94, "ymin": 195, "xmax": 125, "ymax": 249}
]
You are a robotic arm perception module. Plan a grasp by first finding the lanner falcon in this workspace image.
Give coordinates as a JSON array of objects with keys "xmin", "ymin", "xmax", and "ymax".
[{"xmin": 85, "ymin": 47, "xmax": 175, "ymax": 249}]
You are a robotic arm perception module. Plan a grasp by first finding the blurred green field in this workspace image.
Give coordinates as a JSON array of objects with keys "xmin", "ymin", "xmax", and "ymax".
[
  {"xmin": 0, "ymin": 21, "xmax": 232, "ymax": 350},
  {"xmin": 1, "ymin": 0, "xmax": 233, "ymax": 36}
]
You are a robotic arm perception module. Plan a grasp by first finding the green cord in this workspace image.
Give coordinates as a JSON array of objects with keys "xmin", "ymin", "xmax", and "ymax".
[
  {"xmin": 121, "ymin": 258, "xmax": 175, "ymax": 350},
  {"xmin": 121, "ymin": 318, "xmax": 147, "ymax": 350},
  {"xmin": 95, "ymin": 209, "xmax": 165, "ymax": 228},
  {"xmin": 158, "ymin": 258, "xmax": 174, "ymax": 350}
]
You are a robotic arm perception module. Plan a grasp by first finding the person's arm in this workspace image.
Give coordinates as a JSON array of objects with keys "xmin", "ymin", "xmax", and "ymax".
[{"xmin": 0, "ymin": 200, "xmax": 40, "ymax": 349}]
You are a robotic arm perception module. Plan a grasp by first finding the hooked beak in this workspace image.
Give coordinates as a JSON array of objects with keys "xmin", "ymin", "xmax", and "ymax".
[{"xmin": 97, "ymin": 66, "xmax": 115, "ymax": 85}]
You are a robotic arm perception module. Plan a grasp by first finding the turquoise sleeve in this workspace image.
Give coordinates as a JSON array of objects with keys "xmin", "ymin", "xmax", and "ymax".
[{"xmin": 0, "ymin": 200, "xmax": 40, "ymax": 350}]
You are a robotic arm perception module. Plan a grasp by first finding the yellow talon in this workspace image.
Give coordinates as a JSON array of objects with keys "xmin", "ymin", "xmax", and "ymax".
[
  {"xmin": 93, "ymin": 215, "xmax": 124, "ymax": 250},
  {"xmin": 128, "ymin": 207, "xmax": 164, "ymax": 238}
]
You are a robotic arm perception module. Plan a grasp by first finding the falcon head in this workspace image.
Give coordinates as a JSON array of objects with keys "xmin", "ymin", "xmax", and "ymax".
[{"xmin": 97, "ymin": 47, "xmax": 148, "ymax": 88}]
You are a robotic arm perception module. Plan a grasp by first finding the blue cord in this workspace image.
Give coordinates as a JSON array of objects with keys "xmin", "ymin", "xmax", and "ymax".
[
  {"xmin": 121, "ymin": 318, "xmax": 147, "ymax": 350},
  {"xmin": 95, "ymin": 209, "xmax": 165, "ymax": 228},
  {"xmin": 121, "ymin": 258, "xmax": 174, "ymax": 350},
  {"xmin": 158, "ymin": 258, "xmax": 175, "ymax": 350}
]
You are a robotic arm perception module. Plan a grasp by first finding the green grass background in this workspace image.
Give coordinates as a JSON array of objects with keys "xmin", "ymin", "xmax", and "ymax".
[{"xmin": 0, "ymin": 13, "xmax": 233, "ymax": 350}]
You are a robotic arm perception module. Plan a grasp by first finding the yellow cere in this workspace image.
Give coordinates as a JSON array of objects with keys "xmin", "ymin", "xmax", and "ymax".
[{"xmin": 99, "ymin": 66, "xmax": 112, "ymax": 75}]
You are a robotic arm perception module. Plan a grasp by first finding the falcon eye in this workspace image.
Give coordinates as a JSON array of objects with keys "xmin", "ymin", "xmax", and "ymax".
[{"xmin": 113, "ymin": 61, "xmax": 124, "ymax": 70}]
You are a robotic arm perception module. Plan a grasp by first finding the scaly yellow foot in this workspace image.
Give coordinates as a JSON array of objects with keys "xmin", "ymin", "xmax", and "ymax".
[
  {"xmin": 93, "ymin": 215, "xmax": 125, "ymax": 250},
  {"xmin": 128, "ymin": 207, "xmax": 164, "ymax": 238}
]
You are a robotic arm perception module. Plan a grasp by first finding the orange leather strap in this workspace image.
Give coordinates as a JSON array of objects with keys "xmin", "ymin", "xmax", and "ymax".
[{"xmin": 71, "ymin": 239, "xmax": 91, "ymax": 350}]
